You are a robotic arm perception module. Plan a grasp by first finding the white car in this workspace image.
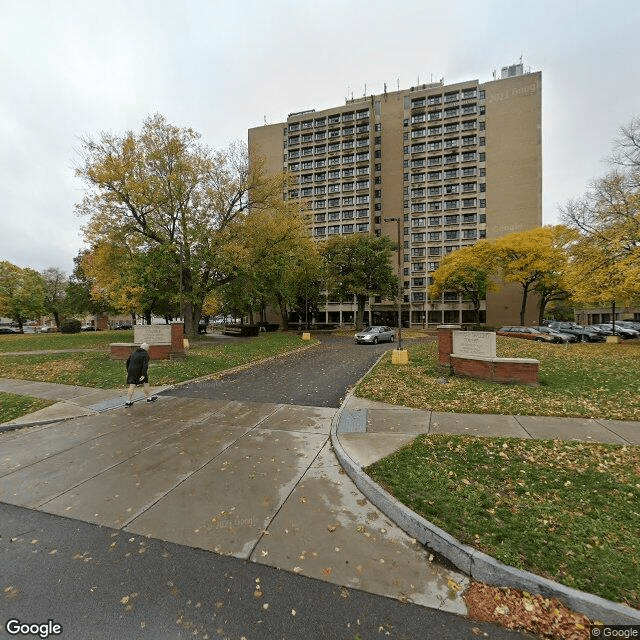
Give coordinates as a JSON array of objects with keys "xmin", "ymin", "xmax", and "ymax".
[{"xmin": 354, "ymin": 326, "xmax": 396, "ymax": 344}]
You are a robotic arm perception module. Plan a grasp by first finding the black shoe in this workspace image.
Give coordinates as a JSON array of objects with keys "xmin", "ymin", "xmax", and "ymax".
[
  {"xmin": 125, "ymin": 401, "xmax": 133, "ymax": 407},
  {"xmin": 146, "ymin": 395, "xmax": 158, "ymax": 403}
]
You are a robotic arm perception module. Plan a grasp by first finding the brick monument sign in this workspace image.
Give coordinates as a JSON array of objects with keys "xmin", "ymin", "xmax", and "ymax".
[
  {"xmin": 438, "ymin": 325, "xmax": 539, "ymax": 385},
  {"xmin": 110, "ymin": 322, "xmax": 186, "ymax": 361}
]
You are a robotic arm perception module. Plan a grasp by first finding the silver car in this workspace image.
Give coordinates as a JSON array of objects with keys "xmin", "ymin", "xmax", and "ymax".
[{"xmin": 354, "ymin": 326, "xmax": 396, "ymax": 344}]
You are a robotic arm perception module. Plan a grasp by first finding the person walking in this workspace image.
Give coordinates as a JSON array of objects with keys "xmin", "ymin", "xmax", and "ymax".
[{"xmin": 124, "ymin": 343, "xmax": 157, "ymax": 407}]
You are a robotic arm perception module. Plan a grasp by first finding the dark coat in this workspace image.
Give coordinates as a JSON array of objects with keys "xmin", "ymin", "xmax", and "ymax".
[{"xmin": 126, "ymin": 348, "xmax": 149, "ymax": 384}]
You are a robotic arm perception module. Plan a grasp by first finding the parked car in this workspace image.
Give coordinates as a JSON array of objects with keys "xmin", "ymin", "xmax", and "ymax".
[
  {"xmin": 0, "ymin": 327, "xmax": 21, "ymax": 334},
  {"xmin": 593, "ymin": 323, "xmax": 640, "ymax": 339},
  {"xmin": 530, "ymin": 326, "xmax": 577, "ymax": 343},
  {"xmin": 113, "ymin": 323, "xmax": 133, "ymax": 330},
  {"xmin": 354, "ymin": 326, "xmax": 396, "ymax": 344},
  {"xmin": 547, "ymin": 321, "xmax": 605, "ymax": 342},
  {"xmin": 496, "ymin": 326, "xmax": 556, "ymax": 342},
  {"xmin": 615, "ymin": 320, "xmax": 640, "ymax": 332},
  {"xmin": 39, "ymin": 325, "xmax": 58, "ymax": 333},
  {"xmin": 587, "ymin": 324, "xmax": 614, "ymax": 337},
  {"xmin": 81, "ymin": 324, "xmax": 96, "ymax": 332}
]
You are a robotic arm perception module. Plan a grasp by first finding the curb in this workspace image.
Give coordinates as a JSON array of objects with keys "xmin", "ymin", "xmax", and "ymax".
[{"xmin": 329, "ymin": 357, "xmax": 640, "ymax": 625}]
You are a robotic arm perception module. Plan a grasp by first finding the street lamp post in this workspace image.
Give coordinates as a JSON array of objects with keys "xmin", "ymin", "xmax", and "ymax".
[{"xmin": 384, "ymin": 217, "xmax": 403, "ymax": 350}]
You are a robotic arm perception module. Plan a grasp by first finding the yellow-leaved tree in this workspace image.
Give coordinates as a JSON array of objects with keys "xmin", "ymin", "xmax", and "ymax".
[
  {"xmin": 493, "ymin": 226, "xmax": 573, "ymax": 326},
  {"xmin": 428, "ymin": 240, "xmax": 497, "ymax": 326}
]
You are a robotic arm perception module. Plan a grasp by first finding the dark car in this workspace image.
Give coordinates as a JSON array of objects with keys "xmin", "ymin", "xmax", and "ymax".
[
  {"xmin": 496, "ymin": 326, "xmax": 555, "ymax": 342},
  {"xmin": 354, "ymin": 326, "xmax": 396, "ymax": 344},
  {"xmin": 593, "ymin": 323, "xmax": 640, "ymax": 339},
  {"xmin": 0, "ymin": 327, "xmax": 21, "ymax": 334},
  {"xmin": 114, "ymin": 323, "xmax": 133, "ymax": 330},
  {"xmin": 548, "ymin": 322, "xmax": 605, "ymax": 342},
  {"xmin": 81, "ymin": 324, "xmax": 96, "ymax": 332}
]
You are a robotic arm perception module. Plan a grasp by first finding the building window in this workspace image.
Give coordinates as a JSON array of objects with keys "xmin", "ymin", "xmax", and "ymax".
[
  {"xmin": 356, "ymin": 222, "xmax": 369, "ymax": 232},
  {"xmin": 428, "ymin": 246, "xmax": 442, "ymax": 256},
  {"xmin": 445, "ymin": 214, "xmax": 459, "ymax": 225},
  {"xmin": 327, "ymin": 225, "xmax": 340, "ymax": 235},
  {"xmin": 411, "ymin": 217, "xmax": 426, "ymax": 227},
  {"xmin": 428, "ymin": 216, "xmax": 442, "ymax": 226},
  {"xmin": 445, "ymin": 230, "xmax": 459, "ymax": 240},
  {"xmin": 314, "ymin": 227, "xmax": 326, "ymax": 236},
  {"xmin": 412, "ymin": 232, "xmax": 426, "ymax": 242},
  {"xmin": 428, "ymin": 231, "xmax": 441, "ymax": 241},
  {"xmin": 343, "ymin": 210, "xmax": 354, "ymax": 219},
  {"xmin": 342, "ymin": 224, "xmax": 354, "ymax": 233},
  {"xmin": 356, "ymin": 209, "xmax": 369, "ymax": 218}
]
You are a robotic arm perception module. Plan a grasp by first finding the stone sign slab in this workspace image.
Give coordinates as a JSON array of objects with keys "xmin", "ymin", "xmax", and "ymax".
[
  {"xmin": 452, "ymin": 330, "xmax": 496, "ymax": 358},
  {"xmin": 134, "ymin": 324, "xmax": 172, "ymax": 345}
]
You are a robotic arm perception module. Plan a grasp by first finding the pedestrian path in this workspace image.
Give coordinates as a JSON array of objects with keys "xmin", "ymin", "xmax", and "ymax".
[
  {"xmin": 0, "ymin": 385, "xmax": 469, "ymax": 613},
  {"xmin": 0, "ymin": 378, "xmax": 171, "ymax": 429},
  {"xmin": 2, "ymin": 378, "xmax": 639, "ymax": 624},
  {"xmin": 336, "ymin": 396, "xmax": 640, "ymax": 468}
]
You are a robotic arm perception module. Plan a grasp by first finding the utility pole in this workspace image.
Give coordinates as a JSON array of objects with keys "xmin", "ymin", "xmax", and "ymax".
[{"xmin": 384, "ymin": 217, "xmax": 403, "ymax": 350}]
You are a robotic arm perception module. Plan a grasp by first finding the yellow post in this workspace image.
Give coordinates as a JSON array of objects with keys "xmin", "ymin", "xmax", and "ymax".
[
  {"xmin": 392, "ymin": 349, "xmax": 409, "ymax": 365},
  {"xmin": 302, "ymin": 332, "xmax": 311, "ymax": 341}
]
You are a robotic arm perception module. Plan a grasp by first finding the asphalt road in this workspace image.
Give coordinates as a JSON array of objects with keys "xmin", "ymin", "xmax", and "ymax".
[
  {"xmin": 1, "ymin": 503, "xmax": 532, "ymax": 640},
  {"xmin": 167, "ymin": 335, "xmax": 396, "ymax": 408}
]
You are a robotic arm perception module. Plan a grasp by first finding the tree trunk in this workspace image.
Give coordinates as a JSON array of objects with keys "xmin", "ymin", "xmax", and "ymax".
[
  {"xmin": 355, "ymin": 296, "xmax": 367, "ymax": 331},
  {"xmin": 276, "ymin": 294, "xmax": 289, "ymax": 331},
  {"xmin": 519, "ymin": 285, "xmax": 529, "ymax": 326},
  {"xmin": 538, "ymin": 297, "xmax": 548, "ymax": 326}
]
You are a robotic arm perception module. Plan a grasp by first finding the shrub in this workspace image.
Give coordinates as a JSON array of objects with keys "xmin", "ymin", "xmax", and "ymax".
[{"xmin": 60, "ymin": 318, "xmax": 81, "ymax": 334}]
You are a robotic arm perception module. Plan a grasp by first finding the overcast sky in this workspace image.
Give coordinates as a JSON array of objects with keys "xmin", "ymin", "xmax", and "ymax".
[{"xmin": 2, "ymin": 0, "xmax": 640, "ymax": 275}]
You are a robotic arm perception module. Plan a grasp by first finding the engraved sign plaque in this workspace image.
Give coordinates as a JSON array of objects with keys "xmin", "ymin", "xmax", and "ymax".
[
  {"xmin": 452, "ymin": 331, "xmax": 496, "ymax": 358},
  {"xmin": 134, "ymin": 324, "xmax": 172, "ymax": 345}
]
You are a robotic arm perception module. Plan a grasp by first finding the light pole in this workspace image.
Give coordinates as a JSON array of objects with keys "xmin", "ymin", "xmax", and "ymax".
[{"xmin": 384, "ymin": 217, "xmax": 403, "ymax": 350}]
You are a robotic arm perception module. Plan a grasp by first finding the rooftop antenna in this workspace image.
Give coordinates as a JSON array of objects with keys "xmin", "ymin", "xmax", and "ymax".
[
  {"xmin": 384, "ymin": 82, "xmax": 387, "ymax": 96},
  {"xmin": 364, "ymin": 83, "xmax": 367, "ymax": 96}
]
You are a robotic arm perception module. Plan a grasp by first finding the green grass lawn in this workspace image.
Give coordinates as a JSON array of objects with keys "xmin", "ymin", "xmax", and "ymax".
[
  {"xmin": 0, "ymin": 392, "xmax": 54, "ymax": 424},
  {"xmin": 0, "ymin": 329, "xmax": 126, "ymax": 352},
  {"xmin": 356, "ymin": 337, "xmax": 640, "ymax": 420},
  {"xmin": 366, "ymin": 434, "xmax": 640, "ymax": 607},
  {"xmin": 0, "ymin": 331, "xmax": 310, "ymax": 389}
]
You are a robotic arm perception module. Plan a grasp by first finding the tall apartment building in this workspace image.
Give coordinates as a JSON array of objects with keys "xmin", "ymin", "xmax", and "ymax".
[{"xmin": 248, "ymin": 64, "xmax": 542, "ymax": 327}]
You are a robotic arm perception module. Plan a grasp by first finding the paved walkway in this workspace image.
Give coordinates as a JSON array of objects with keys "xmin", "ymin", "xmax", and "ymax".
[
  {"xmin": 0, "ymin": 380, "xmax": 469, "ymax": 614},
  {"xmin": 2, "ymin": 375, "xmax": 639, "ymax": 626}
]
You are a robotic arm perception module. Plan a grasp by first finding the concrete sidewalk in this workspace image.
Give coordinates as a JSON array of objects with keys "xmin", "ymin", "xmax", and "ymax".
[
  {"xmin": 2, "ymin": 378, "xmax": 639, "ymax": 624},
  {"xmin": 0, "ymin": 383, "xmax": 470, "ymax": 614},
  {"xmin": 0, "ymin": 378, "xmax": 172, "ymax": 429}
]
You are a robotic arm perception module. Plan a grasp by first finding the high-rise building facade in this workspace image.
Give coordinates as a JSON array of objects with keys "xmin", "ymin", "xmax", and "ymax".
[{"xmin": 248, "ymin": 64, "xmax": 542, "ymax": 327}]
